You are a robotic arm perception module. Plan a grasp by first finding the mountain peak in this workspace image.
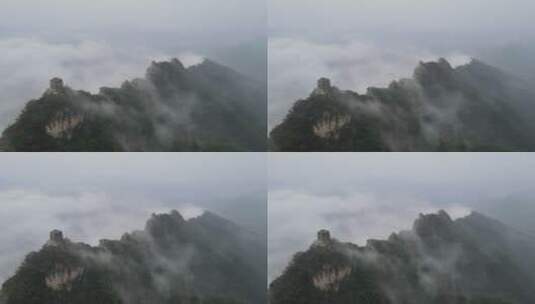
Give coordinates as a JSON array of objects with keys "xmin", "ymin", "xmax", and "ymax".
[
  {"xmin": 413, "ymin": 210, "xmax": 454, "ymax": 238},
  {"xmin": 144, "ymin": 210, "xmax": 185, "ymax": 237},
  {"xmin": 461, "ymin": 210, "xmax": 507, "ymax": 230},
  {"xmin": 197, "ymin": 210, "xmax": 221, "ymax": 220},
  {"xmin": 193, "ymin": 210, "xmax": 241, "ymax": 232},
  {"xmin": 153, "ymin": 58, "xmax": 185, "ymax": 70},
  {"xmin": 413, "ymin": 58, "xmax": 456, "ymax": 87},
  {"xmin": 187, "ymin": 58, "xmax": 242, "ymax": 79},
  {"xmin": 145, "ymin": 58, "xmax": 186, "ymax": 82},
  {"xmin": 194, "ymin": 58, "xmax": 220, "ymax": 68}
]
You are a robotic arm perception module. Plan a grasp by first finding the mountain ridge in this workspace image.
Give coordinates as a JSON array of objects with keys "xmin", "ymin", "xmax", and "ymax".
[
  {"xmin": 1, "ymin": 57, "xmax": 266, "ymax": 152},
  {"xmin": 269, "ymin": 210, "xmax": 535, "ymax": 304},
  {"xmin": 1, "ymin": 209, "xmax": 266, "ymax": 304},
  {"xmin": 270, "ymin": 58, "xmax": 535, "ymax": 151}
]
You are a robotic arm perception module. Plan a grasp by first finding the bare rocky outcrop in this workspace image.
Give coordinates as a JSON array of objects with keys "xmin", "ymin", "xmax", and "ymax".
[
  {"xmin": 45, "ymin": 111, "xmax": 84, "ymax": 139},
  {"xmin": 45, "ymin": 265, "xmax": 84, "ymax": 291},
  {"xmin": 312, "ymin": 265, "xmax": 352, "ymax": 291},
  {"xmin": 312, "ymin": 112, "xmax": 351, "ymax": 138}
]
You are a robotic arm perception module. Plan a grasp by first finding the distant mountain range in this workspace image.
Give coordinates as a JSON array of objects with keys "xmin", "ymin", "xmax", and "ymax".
[
  {"xmin": 269, "ymin": 211, "xmax": 535, "ymax": 304},
  {"xmin": 0, "ymin": 210, "xmax": 267, "ymax": 304},
  {"xmin": 0, "ymin": 58, "xmax": 266, "ymax": 151},
  {"xmin": 270, "ymin": 58, "xmax": 535, "ymax": 151}
]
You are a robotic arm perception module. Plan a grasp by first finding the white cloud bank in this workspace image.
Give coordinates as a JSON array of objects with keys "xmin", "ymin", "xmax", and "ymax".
[{"xmin": 268, "ymin": 37, "xmax": 471, "ymax": 130}]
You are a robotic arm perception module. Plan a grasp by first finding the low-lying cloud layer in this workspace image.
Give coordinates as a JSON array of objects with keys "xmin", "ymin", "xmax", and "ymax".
[{"xmin": 268, "ymin": 38, "xmax": 470, "ymax": 130}]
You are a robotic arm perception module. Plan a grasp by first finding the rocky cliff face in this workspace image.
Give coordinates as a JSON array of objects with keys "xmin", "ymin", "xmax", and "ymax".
[
  {"xmin": 312, "ymin": 112, "xmax": 351, "ymax": 139},
  {"xmin": 44, "ymin": 266, "xmax": 84, "ymax": 291},
  {"xmin": 270, "ymin": 58, "xmax": 535, "ymax": 152},
  {"xmin": 45, "ymin": 111, "xmax": 84, "ymax": 139},
  {"xmin": 312, "ymin": 265, "xmax": 352, "ymax": 291},
  {"xmin": 269, "ymin": 211, "xmax": 535, "ymax": 304},
  {"xmin": 1, "ymin": 210, "xmax": 266, "ymax": 304}
]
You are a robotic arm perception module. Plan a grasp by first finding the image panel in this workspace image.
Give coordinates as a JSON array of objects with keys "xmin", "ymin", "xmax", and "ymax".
[
  {"xmin": 269, "ymin": 153, "xmax": 535, "ymax": 303},
  {"xmin": 0, "ymin": 0, "xmax": 267, "ymax": 152},
  {"xmin": 268, "ymin": 0, "xmax": 535, "ymax": 151},
  {"xmin": 0, "ymin": 153, "xmax": 267, "ymax": 303}
]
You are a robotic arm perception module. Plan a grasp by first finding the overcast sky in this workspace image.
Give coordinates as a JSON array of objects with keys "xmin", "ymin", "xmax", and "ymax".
[
  {"xmin": 268, "ymin": 153, "xmax": 535, "ymax": 282},
  {"xmin": 269, "ymin": 0, "xmax": 535, "ymax": 36},
  {"xmin": 0, "ymin": 0, "xmax": 266, "ymax": 130},
  {"xmin": 0, "ymin": 153, "xmax": 266, "ymax": 283},
  {"xmin": 268, "ymin": 0, "xmax": 535, "ymax": 129}
]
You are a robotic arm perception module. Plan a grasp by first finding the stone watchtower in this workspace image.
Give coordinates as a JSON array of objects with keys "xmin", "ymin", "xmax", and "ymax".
[
  {"xmin": 49, "ymin": 229, "xmax": 64, "ymax": 243},
  {"xmin": 317, "ymin": 229, "xmax": 331, "ymax": 244},
  {"xmin": 50, "ymin": 78, "xmax": 64, "ymax": 91},
  {"xmin": 312, "ymin": 78, "xmax": 333, "ymax": 96},
  {"xmin": 317, "ymin": 78, "xmax": 331, "ymax": 91},
  {"xmin": 47, "ymin": 77, "xmax": 65, "ymax": 95}
]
